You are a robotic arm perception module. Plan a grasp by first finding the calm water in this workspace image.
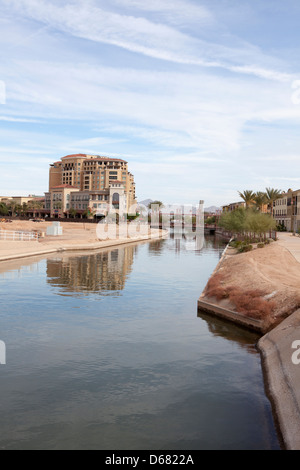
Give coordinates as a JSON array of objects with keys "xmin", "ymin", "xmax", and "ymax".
[{"xmin": 0, "ymin": 235, "xmax": 280, "ymax": 450}]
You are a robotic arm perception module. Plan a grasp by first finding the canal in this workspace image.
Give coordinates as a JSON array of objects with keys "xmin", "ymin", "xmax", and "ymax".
[{"xmin": 0, "ymin": 235, "xmax": 280, "ymax": 449}]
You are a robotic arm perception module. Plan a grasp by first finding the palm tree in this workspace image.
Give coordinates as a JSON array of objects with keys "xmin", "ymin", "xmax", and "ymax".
[
  {"xmin": 148, "ymin": 201, "xmax": 164, "ymax": 226},
  {"xmin": 7, "ymin": 201, "xmax": 18, "ymax": 217},
  {"xmin": 28, "ymin": 199, "xmax": 44, "ymax": 217},
  {"xmin": 0, "ymin": 202, "xmax": 8, "ymax": 216},
  {"xmin": 265, "ymin": 188, "xmax": 282, "ymax": 217},
  {"xmin": 69, "ymin": 208, "xmax": 78, "ymax": 219},
  {"xmin": 21, "ymin": 202, "xmax": 28, "ymax": 217},
  {"xmin": 254, "ymin": 191, "xmax": 267, "ymax": 212},
  {"xmin": 148, "ymin": 201, "xmax": 164, "ymax": 210},
  {"xmin": 238, "ymin": 190, "xmax": 256, "ymax": 208},
  {"xmin": 15, "ymin": 204, "xmax": 22, "ymax": 216}
]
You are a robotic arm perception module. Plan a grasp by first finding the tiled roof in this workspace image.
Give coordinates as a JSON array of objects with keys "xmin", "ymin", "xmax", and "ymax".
[
  {"xmin": 61, "ymin": 154, "xmax": 127, "ymax": 163},
  {"xmin": 61, "ymin": 154, "xmax": 87, "ymax": 159},
  {"xmin": 51, "ymin": 185, "xmax": 78, "ymax": 189},
  {"xmin": 84, "ymin": 157, "xmax": 127, "ymax": 163}
]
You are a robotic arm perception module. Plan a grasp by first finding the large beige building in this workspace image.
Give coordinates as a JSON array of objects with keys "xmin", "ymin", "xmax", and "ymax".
[
  {"xmin": 274, "ymin": 189, "xmax": 300, "ymax": 232},
  {"xmin": 48, "ymin": 154, "xmax": 137, "ymax": 218}
]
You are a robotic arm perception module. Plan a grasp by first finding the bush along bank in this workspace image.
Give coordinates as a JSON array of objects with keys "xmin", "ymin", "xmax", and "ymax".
[{"xmin": 219, "ymin": 207, "xmax": 277, "ymax": 244}]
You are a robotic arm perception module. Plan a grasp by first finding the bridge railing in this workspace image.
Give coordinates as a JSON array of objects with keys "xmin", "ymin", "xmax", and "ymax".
[{"xmin": 0, "ymin": 230, "xmax": 38, "ymax": 241}]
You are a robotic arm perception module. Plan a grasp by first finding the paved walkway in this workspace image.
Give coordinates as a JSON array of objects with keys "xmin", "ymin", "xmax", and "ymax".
[{"xmin": 277, "ymin": 232, "xmax": 300, "ymax": 263}]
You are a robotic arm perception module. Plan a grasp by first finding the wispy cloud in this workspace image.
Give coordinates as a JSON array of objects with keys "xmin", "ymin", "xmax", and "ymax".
[
  {"xmin": 0, "ymin": 116, "xmax": 39, "ymax": 123},
  {"xmin": 1, "ymin": 0, "xmax": 300, "ymax": 204},
  {"xmin": 110, "ymin": 0, "xmax": 213, "ymax": 26},
  {"xmin": 3, "ymin": 0, "xmax": 293, "ymax": 82}
]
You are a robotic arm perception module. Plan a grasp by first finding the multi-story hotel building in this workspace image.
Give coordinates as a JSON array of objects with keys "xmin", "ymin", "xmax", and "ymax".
[
  {"xmin": 222, "ymin": 200, "xmax": 269, "ymax": 213},
  {"xmin": 222, "ymin": 201, "xmax": 246, "ymax": 212},
  {"xmin": 274, "ymin": 189, "xmax": 300, "ymax": 232},
  {"xmin": 47, "ymin": 154, "xmax": 137, "ymax": 218}
]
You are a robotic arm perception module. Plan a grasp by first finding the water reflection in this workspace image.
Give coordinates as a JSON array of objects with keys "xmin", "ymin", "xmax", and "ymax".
[
  {"xmin": 197, "ymin": 311, "xmax": 260, "ymax": 354},
  {"xmin": 168, "ymin": 232, "xmax": 205, "ymax": 252},
  {"xmin": 0, "ymin": 234, "xmax": 280, "ymax": 450},
  {"xmin": 46, "ymin": 246, "xmax": 135, "ymax": 296},
  {"xmin": 148, "ymin": 238, "xmax": 167, "ymax": 256}
]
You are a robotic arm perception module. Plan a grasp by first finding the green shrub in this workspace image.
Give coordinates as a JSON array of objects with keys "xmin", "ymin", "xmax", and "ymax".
[
  {"xmin": 229, "ymin": 240, "xmax": 243, "ymax": 248},
  {"xmin": 238, "ymin": 244, "xmax": 253, "ymax": 253},
  {"xmin": 257, "ymin": 243, "xmax": 265, "ymax": 248},
  {"xmin": 277, "ymin": 223, "xmax": 287, "ymax": 232}
]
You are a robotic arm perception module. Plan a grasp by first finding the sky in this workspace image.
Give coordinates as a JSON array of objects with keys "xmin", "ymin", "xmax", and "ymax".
[{"xmin": 1, "ymin": 0, "xmax": 300, "ymax": 206}]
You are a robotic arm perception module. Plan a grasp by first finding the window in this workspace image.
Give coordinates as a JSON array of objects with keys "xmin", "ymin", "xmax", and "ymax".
[
  {"xmin": 110, "ymin": 176, "xmax": 118, "ymax": 180},
  {"xmin": 109, "ymin": 171, "xmax": 118, "ymax": 175}
]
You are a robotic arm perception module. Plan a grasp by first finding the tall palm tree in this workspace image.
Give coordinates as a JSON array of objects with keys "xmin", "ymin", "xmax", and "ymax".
[
  {"xmin": 265, "ymin": 188, "xmax": 282, "ymax": 217},
  {"xmin": 254, "ymin": 191, "xmax": 268, "ymax": 212},
  {"xmin": 7, "ymin": 201, "xmax": 18, "ymax": 217},
  {"xmin": 148, "ymin": 201, "xmax": 164, "ymax": 210},
  {"xmin": 28, "ymin": 200, "xmax": 44, "ymax": 218},
  {"xmin": 21, "ymin": 202, "xmax": 28, "ymax": 217},
  {"xmin": 0, "ymin": 202, "xmax": 8, "ymax": 216},
  {"xmin": 238, "ymin": 190, "xmax": 256, "ymax": 208}
]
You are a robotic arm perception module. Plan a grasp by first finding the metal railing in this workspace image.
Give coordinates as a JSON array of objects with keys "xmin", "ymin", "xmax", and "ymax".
[{"xmin": 0, "ymin": 230, "xmax": 38, "ymax": 241}]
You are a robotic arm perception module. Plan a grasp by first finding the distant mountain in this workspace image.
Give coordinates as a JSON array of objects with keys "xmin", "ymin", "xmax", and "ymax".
[
  {"xmin": 138, "ymin": 200, "xmax": 221, "ymax": 214},
  {"xmin": 204, "ymin": 206, "xmax": 221, "ymax": 213},
  {"xmin": 138, "ymin": 199, "xmax": 153, "ymax": 208}
]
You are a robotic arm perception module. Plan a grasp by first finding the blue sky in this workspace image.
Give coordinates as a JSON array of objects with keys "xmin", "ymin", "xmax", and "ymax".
[{"xmin": 1, "ymin": 0, "xmax": 300, "ymax": 206}]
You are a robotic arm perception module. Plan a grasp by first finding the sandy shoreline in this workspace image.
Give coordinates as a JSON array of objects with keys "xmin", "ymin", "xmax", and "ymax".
[{"xmin": 0, "ymin": 220, "xmax": 167, "ymax": 262}]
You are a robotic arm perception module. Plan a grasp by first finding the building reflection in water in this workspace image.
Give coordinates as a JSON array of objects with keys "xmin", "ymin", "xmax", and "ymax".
[
  {"xmin": 148, "ymin": 238, "xmax": 167, "ymax": 256},
  {"xmin": 46, "ymin": 245, "xmax": 136, "ymax": 296},
  {"xmin": 168, "ymin": 231, "xmax": 205, "ymax": 253}
]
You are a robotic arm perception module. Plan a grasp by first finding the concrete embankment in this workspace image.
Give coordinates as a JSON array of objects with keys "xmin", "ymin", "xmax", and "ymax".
[
  {"xmin": 258, "ymin": 310, "xmax": 300, "ymax": 450},
  {"xmin": 198, "ymin": 233, "xmax": 300, "ymax": 449}
]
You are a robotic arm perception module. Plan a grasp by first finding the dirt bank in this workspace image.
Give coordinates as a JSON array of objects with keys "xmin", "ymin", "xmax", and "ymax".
[{"xmin": 199, "ymin": 240, "xmax": 300, "ymax": 331}]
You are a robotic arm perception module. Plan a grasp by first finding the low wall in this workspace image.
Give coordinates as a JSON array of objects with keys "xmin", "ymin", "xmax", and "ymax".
[{"xmin": 198, "ymin": 298, "xmax": 264, "ymax": 333}]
